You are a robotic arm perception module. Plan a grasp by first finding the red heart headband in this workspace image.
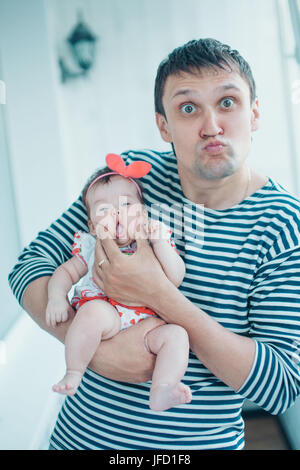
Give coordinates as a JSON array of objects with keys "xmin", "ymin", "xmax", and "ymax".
[{"xmin": 84, "ymin": 153, "xmax": 152, "ymax": 206}]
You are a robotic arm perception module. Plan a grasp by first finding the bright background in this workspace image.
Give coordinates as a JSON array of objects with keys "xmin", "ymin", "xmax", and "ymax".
[{"xmin": 0, "ymin": 0, "xmax": 299, "ymax": 449}]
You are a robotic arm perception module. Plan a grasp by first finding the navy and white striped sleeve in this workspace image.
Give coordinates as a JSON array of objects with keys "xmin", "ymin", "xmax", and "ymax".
[
  {"xmin": 238, "ymin": 232, "xmax": 300, "ymax": 414},
  {"xmin": 8, "ymin": 197, "xmax": 88, "ymax": 307}
]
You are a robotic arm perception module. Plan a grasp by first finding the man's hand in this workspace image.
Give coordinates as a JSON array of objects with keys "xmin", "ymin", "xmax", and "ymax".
[{"xmin": 92, "ymin": 225, "xmax": 169, "ymax": 308}]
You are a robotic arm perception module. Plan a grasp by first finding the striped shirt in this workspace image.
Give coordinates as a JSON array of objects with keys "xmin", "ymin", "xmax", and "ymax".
[{"xmin": 8, "ymin": 149, "xmax": 300, "ymax": 450}]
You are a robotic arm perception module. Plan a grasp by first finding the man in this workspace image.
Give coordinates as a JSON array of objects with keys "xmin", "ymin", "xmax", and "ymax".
[{"xmin": 9, "ymin": 38, "xmax": 300, "ymax": 450}]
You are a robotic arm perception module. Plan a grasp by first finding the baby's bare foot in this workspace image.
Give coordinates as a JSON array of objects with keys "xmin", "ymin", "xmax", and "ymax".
[
  {"xmin": 150, "ymin": 382, "xmax": 192, "ymax": 411},
  {"xmin": 52, "ymin": 370, "xmax": 83, "ymax": 396}
]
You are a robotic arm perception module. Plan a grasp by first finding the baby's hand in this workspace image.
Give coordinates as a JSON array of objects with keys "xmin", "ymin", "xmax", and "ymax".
[
  {"xmin": 46, "ymin": 297, "xmax": 71, "ymax": 328},
  {"xmin": 148, "ymin": 220, "xmax": 170, "ymax": 244}
]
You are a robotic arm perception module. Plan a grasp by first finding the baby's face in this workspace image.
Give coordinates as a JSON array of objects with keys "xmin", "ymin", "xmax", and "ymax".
[{"xmin": 87, "ymin": 175, "xmax": 147, "ymax": 246}]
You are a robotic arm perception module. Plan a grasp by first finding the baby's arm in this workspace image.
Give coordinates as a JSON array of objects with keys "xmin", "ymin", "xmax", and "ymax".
[
  {"xmin": 46, "ymin": 256, "xmax": 88, "ymax": 327},
  {"xmin": 148, "ymin": 221, "xmax": 185, "ymax": 287}
]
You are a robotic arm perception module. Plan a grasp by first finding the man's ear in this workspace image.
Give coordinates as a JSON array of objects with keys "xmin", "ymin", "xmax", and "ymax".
[
  {"xmin": 251, "ymin": 98, "xmax": 260, "ymax": 132},
  {"xmin": 155, "ymin": 112, "xmax": 173, "ymax": 143}
]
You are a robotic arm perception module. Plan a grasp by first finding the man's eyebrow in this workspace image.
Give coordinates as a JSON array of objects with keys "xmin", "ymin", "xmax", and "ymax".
[
  {"xmin": 171, "ymin": 89, "xmax": 196, "ymax": 99},
  {"xmin": 215, "ymin": 83, "xmax": 242, "ymax": 93},
  {"xmin": 171, "ymin": 83, "xmax": 242, "ymax": 99}
]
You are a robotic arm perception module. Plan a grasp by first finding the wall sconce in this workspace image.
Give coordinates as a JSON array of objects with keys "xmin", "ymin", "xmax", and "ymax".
[{"xmin": 58, "ymin": 12, "xmax": 98, "ymax": 83}]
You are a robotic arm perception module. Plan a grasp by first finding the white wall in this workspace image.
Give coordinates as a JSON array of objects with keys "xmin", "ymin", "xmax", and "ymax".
[
  {"xmin": 0, "ymin": 0, "xmax": 68, "ymax": 246},
  {"xmin": 0, "ymin": 96, "xmax": 22, "ymax": 337},
  {"xmin": 0, "ymin": 315, "xmax": 65, "ymax": 450},
  {"xmin": 0, "ymin": 0, "xmax": 67, "ymax": 450}
]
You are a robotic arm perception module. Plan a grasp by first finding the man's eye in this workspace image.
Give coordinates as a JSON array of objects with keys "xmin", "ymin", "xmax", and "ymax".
[
  {"xmin": 220, "ymin": 98, "xmax": 235, "ymax": 109},
  {"xmin": 181, "ymin": 104, "xmax": 196, "ymax": 114}
]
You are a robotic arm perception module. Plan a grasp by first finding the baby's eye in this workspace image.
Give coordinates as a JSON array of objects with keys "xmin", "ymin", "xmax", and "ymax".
[
  {"xmin": 220, "ymin": 97, "xmax": 235, "ymax": 109},
  {"xmin": 181, "ymin": 103, "xmax": 196, "ymax": 114}
]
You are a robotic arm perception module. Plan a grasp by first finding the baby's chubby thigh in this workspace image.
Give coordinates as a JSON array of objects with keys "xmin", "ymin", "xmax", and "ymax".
[{"xmin": 75, "ymin": 299, "xmax": 121, "ymax": 340}]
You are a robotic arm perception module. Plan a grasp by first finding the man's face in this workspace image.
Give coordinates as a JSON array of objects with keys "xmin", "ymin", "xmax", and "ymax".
[{"xmin": 156, "ymin": 68, "xmax": 259, "ymax": 181}]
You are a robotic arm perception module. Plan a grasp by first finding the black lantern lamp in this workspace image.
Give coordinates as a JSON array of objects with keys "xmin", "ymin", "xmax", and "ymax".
[{"xmin": 59, "ymin": 12, "xmax": 98, "ymax": 83}]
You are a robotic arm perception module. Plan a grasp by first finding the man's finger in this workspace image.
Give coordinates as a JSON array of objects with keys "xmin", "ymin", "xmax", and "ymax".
[
  {"xmin": 94, "ymin": 274, "xmax": 105, "ymax": 292},
  {"xmin": 91, "ymin": 262, "xmax": 105, "ymax": 291},
  {"xmin": 99, "ymin": 231, "xmax": 122, "ymax": 260}
]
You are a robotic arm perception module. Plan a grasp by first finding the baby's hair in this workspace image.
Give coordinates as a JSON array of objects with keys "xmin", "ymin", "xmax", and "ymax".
[{"xmin": 82, "ymin": 166, "xmax": 144, "ymax": 216}]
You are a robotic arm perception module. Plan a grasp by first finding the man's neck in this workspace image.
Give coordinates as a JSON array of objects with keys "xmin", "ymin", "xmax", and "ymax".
[{"xmin": 178, "ymin": 165, "xmax": 267, "ymax": 210}]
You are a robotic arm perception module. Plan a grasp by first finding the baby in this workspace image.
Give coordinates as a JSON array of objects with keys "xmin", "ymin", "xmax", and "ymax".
[{"xmin": 46, "ymin": 153, "xmax": 192, "ymax": 411}]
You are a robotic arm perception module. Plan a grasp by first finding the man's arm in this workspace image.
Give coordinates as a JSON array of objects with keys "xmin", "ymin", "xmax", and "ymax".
[
  {"xmin": 94, "ymin": 234, "xmax": 300, "ymax": 413},
  {"xmin": 89, "ymin": 316, "xmax": 165, "ymax": 383},
  {"xmin": 146, "ymin": 280, "xmax": 256, "ymax": 391},
  {"xmin": 94, "ymin": 235, "xmax": 255, "ymax": 391}
]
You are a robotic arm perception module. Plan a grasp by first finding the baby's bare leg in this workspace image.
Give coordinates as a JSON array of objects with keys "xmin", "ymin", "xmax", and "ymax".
[
  {"xmin": 53, "ymin": 300, "xmax": 121, "ymax": 396},
  {"xmin": 146, "ymin": 324, "xmax": 192, "ymax": 411}
]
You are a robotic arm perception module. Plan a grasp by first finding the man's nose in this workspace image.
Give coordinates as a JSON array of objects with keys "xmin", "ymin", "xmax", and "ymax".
[{"xmin": 199, "ymin": 109, "xmax": 223, "ymax": 139}]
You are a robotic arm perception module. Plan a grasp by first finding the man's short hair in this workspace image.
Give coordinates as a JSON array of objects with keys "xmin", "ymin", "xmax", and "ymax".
[{"xmin": 154, "ymin": 38, "xmax": 257, "ymax": 117}]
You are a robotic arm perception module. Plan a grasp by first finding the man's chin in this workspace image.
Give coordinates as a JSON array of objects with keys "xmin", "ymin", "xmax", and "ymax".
[{"xmin": 196, "ymin": 159, "xmax": 237, "ymax": 180}]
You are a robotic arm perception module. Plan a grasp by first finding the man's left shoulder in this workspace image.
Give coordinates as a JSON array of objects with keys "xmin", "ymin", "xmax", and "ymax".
[{"xmin": 266, "ymin": 179, "xmax": 300, "ymax": 218}]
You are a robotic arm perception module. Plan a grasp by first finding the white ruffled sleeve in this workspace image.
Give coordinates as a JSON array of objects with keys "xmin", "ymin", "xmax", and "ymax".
[{"xmin": 72, "ymin": 231, "xmax": 96, "ymax": 266}]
